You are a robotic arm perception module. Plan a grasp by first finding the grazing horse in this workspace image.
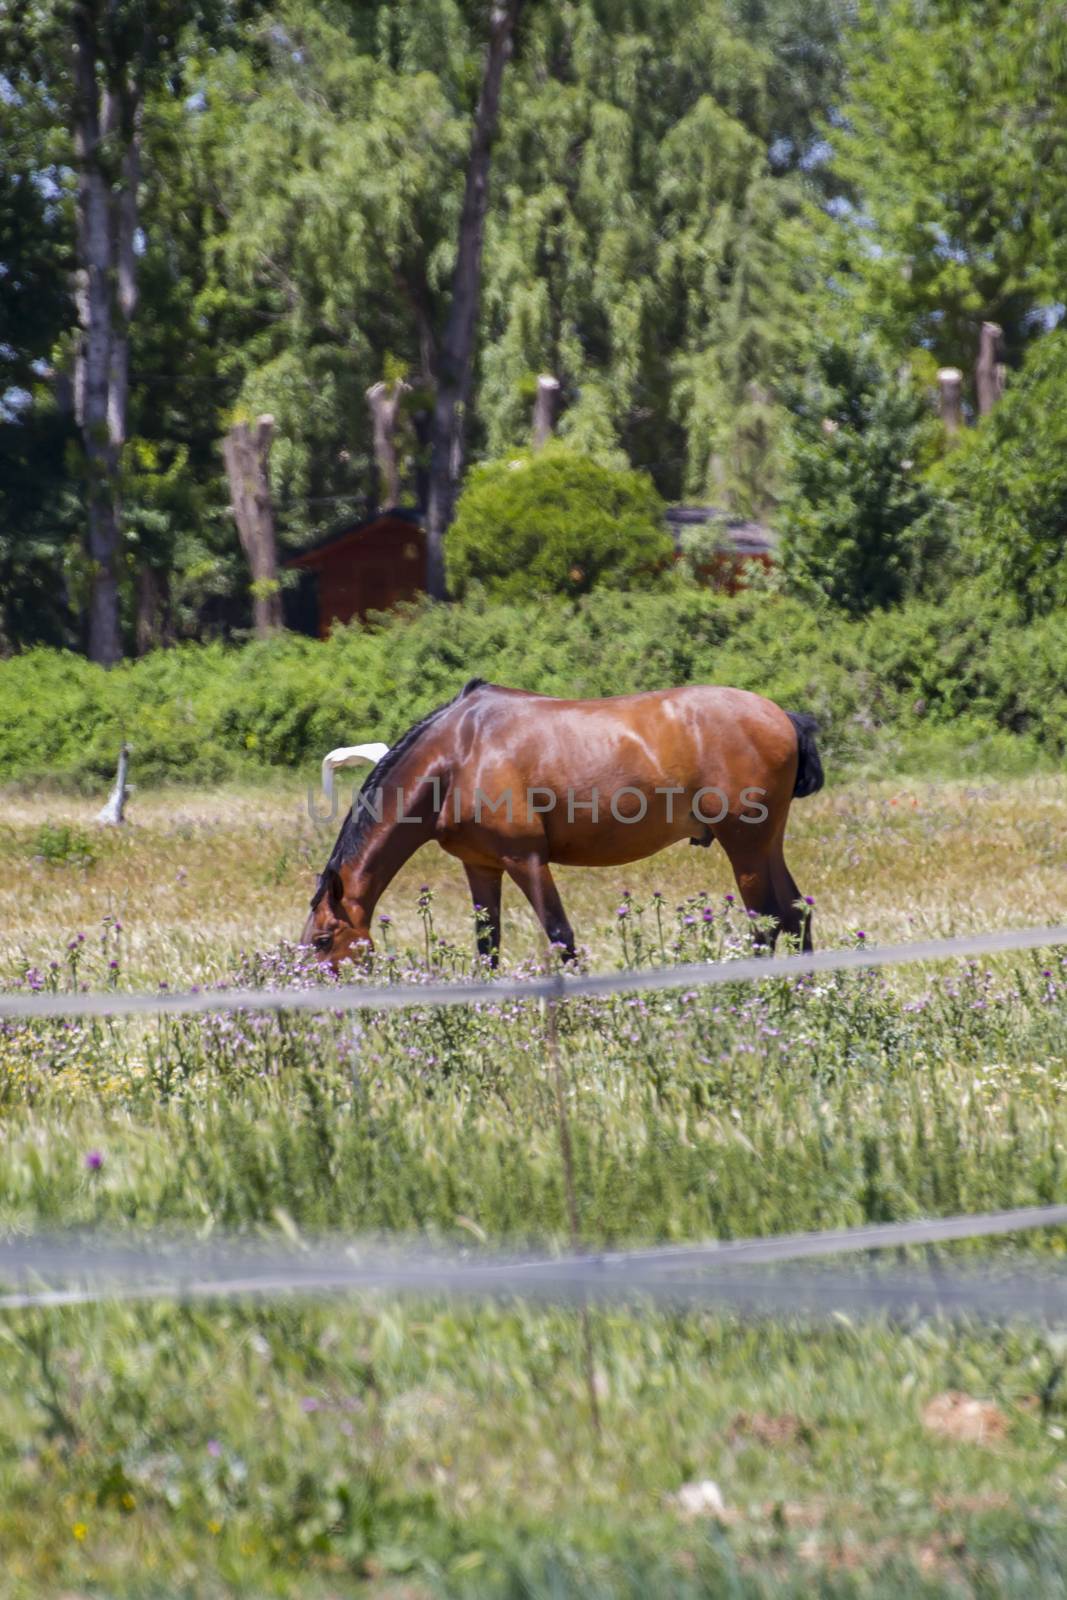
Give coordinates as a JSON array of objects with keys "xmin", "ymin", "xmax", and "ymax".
[{"xmin": 301, "ymin": 678, "xmax": 823, "ymax": 968}]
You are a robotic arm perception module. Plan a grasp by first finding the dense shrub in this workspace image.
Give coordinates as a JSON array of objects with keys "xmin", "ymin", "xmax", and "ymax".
[
  {"xmin": 444, "ymin": 446, "xmax": 672, "ymax": 600},
  {"xmin": 934, "ymin": 328, "xmax": 1067, "ymax": 619},
  {"xmin": 0, "ymin": 584, "xmax": 1062, "ymax": 789},
  {"xmin": 777, "ymin": 339, "xmax": 947, "ymax": 615}
]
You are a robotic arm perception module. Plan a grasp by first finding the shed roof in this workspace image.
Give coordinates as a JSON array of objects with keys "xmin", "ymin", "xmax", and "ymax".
[
  {"xmin": 664, "ymin": 504, "xmax": 777, "ymax": 556},
  {"xmin": 284, "ymin": 505, "xmax": 423, "ymax": 570}
]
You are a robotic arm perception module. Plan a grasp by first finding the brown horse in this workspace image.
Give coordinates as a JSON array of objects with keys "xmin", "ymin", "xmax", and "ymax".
[{"xmin": 301, "ymin": 678, "xmax": 823, "ymax": 968}]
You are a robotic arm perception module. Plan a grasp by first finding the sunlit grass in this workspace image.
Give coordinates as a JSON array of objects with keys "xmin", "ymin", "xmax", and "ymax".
[
  {"xmin": 1, "ymin": 775, "xmax": 1067, "ymax": 1594},
  {"xmin": 3, "ymin": 774, "xmax": 1066, "ymax": 987}
]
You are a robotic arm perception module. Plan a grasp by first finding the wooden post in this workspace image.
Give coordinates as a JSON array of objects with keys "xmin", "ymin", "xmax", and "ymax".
[
  {"xmin": 532, "ymin": 373, "xmax": 560, "ymax": 449},
  {"xmin": 937, "ymin": 367, "xmax": 964, "ymax": 434},
  {"xmin": 223, "ymin": 415, "xmax": 283, "ymax": 637},
  {"xmin": 96, "ymin": 743, "xmax": 131, "ymax": 826},
  {"xmin": 976, "ymin": 321, "xmax": 1005, "ymax": 415},
  {"xmin": 365, "ymin": 379, "xmax": 410, "ymax": 509}
]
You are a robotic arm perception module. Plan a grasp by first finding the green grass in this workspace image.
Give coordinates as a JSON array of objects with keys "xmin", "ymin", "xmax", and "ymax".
[{"xmin": 1, "ymin": 777, "xmax": 1067, "ymax": 1594}]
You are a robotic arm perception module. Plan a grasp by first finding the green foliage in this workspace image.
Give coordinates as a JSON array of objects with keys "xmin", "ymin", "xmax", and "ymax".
[
  {"xmin": 777, "ymin": 340, "xmax": 946, "ymax": 615},
  {"xmin": 933, "ymin": 330, "xmax": 1067, "ymax": 620},
  {"xmin": 1, "ymin": 585, "xmax": 1065, "ymax": 792},
  {"xmin": 831, "ymin": 0, "xmax": 1067, "ymax": 373},
  {"xmin": 444, "ymin": 449, "xmax": 672, "ymax": 601},
  {"xmin": 3, "ymin": 0, "xmax": 1067, "ymax": 653},
  {"xmin": 29, "ymin": 822, "xmax": 97, "ymax": 871},
  {"xmin": 481, "ymin": 0, "xmax": 834, "ymax": 511}
]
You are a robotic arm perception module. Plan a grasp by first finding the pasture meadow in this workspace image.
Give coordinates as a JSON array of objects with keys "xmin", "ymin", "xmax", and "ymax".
[{"xmin": 1, "ymin": 777, "xmax": 1067, "ymax": 1595}]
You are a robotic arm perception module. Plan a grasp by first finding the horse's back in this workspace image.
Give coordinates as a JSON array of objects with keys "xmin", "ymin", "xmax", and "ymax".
[
  {"xmin": 452, "ymin": 681, "xmax": 796, "ymax": 766},
  {"xmin": 444, "ymin": 680, "xmax": 799, "ymax": 810}
]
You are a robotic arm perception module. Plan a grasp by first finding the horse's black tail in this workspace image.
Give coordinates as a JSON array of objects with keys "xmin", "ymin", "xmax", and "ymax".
[{"xmin": 786, "ymin": 711, "xmax": 825, "ymax": 798}]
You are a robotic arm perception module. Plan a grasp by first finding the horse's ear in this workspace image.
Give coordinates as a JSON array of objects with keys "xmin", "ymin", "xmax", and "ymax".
[{"xmin": 324, "ymin": 866, "xmax": 349, "ymax": 920}]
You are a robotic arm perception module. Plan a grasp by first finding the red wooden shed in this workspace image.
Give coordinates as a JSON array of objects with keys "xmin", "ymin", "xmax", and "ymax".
[
  {"xmin": 665, "ymin": 505, "xmax": 778, "ymax": 594},
  {"xmin": 286, "ymin": 501, "xmax": 777, "ymax": 638},
  {"xmin": 285, "ymin": 507, "xmax": 425, "ymax": 638}
]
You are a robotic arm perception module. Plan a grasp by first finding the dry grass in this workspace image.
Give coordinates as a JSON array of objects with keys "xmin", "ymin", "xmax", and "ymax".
[{"xmin": 3, "ymin": 775, "xmax": 1066, "ymax": 987}]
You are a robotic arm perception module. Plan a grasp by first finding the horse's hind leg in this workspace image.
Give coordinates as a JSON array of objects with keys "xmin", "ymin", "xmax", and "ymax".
[
  {"xmin": 463, "ymin": 863, "xmax": 503, "ymax": 967},
  {"xmin": 503, "ymin": 855, "xmax": 577, "ymax": 962},
  {"xmin": 770, "ymin": 848, "xmax": 812, "ymax": 951},
  {"xmin": 721, "ymin": 851, "xmax": 783, "ymax": 951}
]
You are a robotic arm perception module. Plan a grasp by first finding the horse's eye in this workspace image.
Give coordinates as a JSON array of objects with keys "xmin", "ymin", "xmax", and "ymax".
[{"xmin": 313, "ymin": 933, "xmax": 333, "ymax": 951}]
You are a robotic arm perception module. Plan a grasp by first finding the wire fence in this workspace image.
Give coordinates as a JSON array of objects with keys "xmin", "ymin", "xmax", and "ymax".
[
  {"xmin": 1, "ymin": 921, "xmax": 1065, "ymax": 1023},
  {"xmin": 2, "ymin": 1205, "xmax": 1067, "ymax": 1317},
  {"xmin": 3, "ymin": 920, "xmax": 1066, "ymax": 1322}
]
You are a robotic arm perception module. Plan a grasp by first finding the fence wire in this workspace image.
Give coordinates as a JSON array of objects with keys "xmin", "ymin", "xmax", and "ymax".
[
  {"xmin": 3, "ymin": 922, "xmax": 1067, "ymax": 1320},
  {"xmin": 2, "ymin": 1205, "xmax": 1067, "ymax": 1317},
  {"xmin": 1, "ymin": 921, "xmax": 1065, "ymax": 1023}
]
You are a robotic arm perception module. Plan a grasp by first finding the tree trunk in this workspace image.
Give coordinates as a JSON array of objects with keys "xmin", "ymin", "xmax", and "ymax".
[
  {"xmin": 532, "ymin": 373, "xmax": 560, "ymax": 449},
  {"xmin": 134, "ymin": 565, "xmax": 168, "ymax": 655},
  {"xmin": 425, "ymin": 0, "xmax": 524, "ymax": 599},
  {"xmin": 937, "ymin": 367, "xmax": 964, "ymax": 434},
  {"xmin": 223, "ymin": 416, "xmax": 283, "ymax": 637},
  {"xmin": 976, "ymin": 321, "xmax": 1005, "ymax": 416},
  {"xmin": 71, "ymin": 2, "xmax": 142, "ymax": 667},
  {"xmin": 366, "ymin": 378, "xmax": 410, "ymax": 508}
]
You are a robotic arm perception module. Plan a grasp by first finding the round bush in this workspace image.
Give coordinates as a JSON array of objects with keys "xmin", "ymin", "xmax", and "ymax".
[{"xmin": 444, "ymin": 447, "xmax": 672, "ymax": 601}]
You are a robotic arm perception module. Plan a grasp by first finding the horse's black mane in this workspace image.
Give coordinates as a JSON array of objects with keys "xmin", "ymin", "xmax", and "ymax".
[{"xmin": 311, "ymin": 677, "xmax": 487, "ymax": 908}]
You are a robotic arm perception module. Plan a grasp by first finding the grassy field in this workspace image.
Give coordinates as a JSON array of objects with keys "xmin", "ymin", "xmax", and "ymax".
[{"xmin": 1, "ymin": 776, "xmax": 1067, "ymax": 1596}]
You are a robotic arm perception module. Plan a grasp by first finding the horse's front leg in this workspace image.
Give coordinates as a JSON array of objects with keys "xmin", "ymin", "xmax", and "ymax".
[
  {"xmin": 464, "ymin": 863, "xmax": 504, "ymax": 968},
  {"xmin": 503, "ymin": 855, "xmax": 577, "ymax": 963}
]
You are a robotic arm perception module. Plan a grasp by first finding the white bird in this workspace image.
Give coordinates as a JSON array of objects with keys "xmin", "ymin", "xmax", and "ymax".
[{"xmin": 321, "ymin": 742, "xmax": 390, "ymax": 800}]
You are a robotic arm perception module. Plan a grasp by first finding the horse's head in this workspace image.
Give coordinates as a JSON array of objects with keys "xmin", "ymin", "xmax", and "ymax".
[{"xmin": 300, "ymin": 866, "xmax": 373, "ymax": 971}]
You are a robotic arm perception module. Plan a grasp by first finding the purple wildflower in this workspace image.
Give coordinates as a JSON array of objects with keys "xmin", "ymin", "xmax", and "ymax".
[{"xmin": 84, "ymin": 1150, "xmax": 103, "ymax": 1171}]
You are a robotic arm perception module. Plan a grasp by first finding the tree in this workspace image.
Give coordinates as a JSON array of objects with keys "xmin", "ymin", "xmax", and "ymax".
[
  {"xmin": 204, "ymin": 1, "xmax": 525, "ymax": 595},
  {"xmin": 67, "ymin": 0, "xmax": 149, "ymax": 664},
  {"xmin": 206, "ymin": 0, "xmax": 841, "ymax": 566},
  {"xmin": 1, "ymin": 0, "xmax": 231, "ymax": 662},
  {"xmin": 424, "ymin": 0, "xmax": 524, "ymax": 598},
  {"xmin": 777, "ymin": 339, "xmax": 944, "ymax": 615},
  {"xmin": 477, "ymin": 0, "xmax": 833, "ymax": 514},
  {"xmin": 444, "ymin": 446, "xmax": 671, "ymax": 602},
  {"xmin": 935, "ymin": 329, "xmax": 1067, "ymax": 620},
  {"xmin": 0, "ymin": 73, "xmax": 80, "ymax": 650},
  {"xmin": 830, "ymin": 0, "xmax": 1067, "ymax": 382}
]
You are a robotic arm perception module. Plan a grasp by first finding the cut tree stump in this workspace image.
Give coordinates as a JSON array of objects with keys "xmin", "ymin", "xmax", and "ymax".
[
  {"xmin": 96, "ymin": 744, "xmax": 131, "ymax": 826},
  {"xmin": 366, "ymin": 379, "xmax": 411, "ymax": 509},
  {"xmin": 937, "ymin": 367, "xmax": 964, "ymax": 434},
  {"xmin": 532, "ymin": 374, "xmax": 560, "ymax": 449},
  {"xmin": 976, "ymin": 321, "xmax": 1005, "ymax": 416},
  {"xmin": 223, "ymin": 415, "xmax": 283, "ymax": 637}
]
